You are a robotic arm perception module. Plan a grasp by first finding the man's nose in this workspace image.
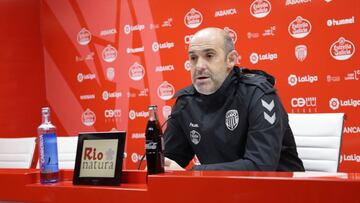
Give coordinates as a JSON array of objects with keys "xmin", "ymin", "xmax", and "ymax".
[{"xmin": 195, "ymin": 58, "xmax": 207, "ymax": 71}]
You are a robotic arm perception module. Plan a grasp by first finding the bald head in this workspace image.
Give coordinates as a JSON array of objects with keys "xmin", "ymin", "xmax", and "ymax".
[
  {"xmin": 189, "ymin": 27, "xmax": 235, "ymax": 57},
  {"xmin": 187, "ymin": 27, "xmax": 238, "ymax": 95}
]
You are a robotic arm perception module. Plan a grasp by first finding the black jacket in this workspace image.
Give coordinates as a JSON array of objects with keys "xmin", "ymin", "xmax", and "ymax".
[{"xmin": 164, "ymin": 67, "xmax": 304, "ymax": 171}]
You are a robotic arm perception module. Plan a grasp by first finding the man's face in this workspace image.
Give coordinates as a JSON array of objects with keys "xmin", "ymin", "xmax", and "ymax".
[{"xmin": 188, "ymin": 31, "xmax": 232, "ymax": 95}]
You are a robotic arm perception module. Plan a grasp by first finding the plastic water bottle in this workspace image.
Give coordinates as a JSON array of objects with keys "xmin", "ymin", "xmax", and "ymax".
[{"xmin": 37, "ymin": 107, "xmax": 59, "ymax": 183}]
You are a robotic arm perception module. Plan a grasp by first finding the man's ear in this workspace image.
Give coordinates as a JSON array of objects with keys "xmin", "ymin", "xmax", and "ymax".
[{"xmin": 226, "ymin": 50, "xmax": 238, "ymax": 69}]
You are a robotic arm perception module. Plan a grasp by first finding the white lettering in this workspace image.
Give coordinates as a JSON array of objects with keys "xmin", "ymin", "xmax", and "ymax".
[
  {"xmin": 100, "ymin": 28, "xmax": 117, "ymax": 36},
  {"xmin": 286, "ymin": 0, "xmax": 311, "ymax": 6},
  {"xmin": 80, "ymin": 94, "xmax": 95, "ymax": 100},
  {"xmin": 126, "ymin": 46, "xmax": 144, "ymax": 54},
  {"xmin": 343, "ymin": 126, "xmax": 360, "ymax": 134},
  {"xmin": 214, "ymin": 8, "xmax": 237, "ymax": 17},
  {"xmin": 155, "ymin": 65, "xmax": 175, "ymax": 72}
]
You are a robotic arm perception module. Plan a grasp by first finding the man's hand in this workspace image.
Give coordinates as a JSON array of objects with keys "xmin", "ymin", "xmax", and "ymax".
[{"xmin": 165, "ymin": 157, "xmax": 185, "ymax": 171}]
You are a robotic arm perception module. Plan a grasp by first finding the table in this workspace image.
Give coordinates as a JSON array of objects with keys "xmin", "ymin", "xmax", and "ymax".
[{"xmin": 0, "ymin": 169, "xmax": 359, "ymax": 203}]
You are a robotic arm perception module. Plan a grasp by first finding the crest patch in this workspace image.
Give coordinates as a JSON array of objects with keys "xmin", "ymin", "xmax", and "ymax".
[{"xmin": 225, "ymin": 109, "xmax": 239, "ymax": 131}]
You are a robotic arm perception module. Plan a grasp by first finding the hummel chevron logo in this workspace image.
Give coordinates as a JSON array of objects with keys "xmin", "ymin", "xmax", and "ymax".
[
  {"xmin": 264, "ymin": 112, "xmax": 276, "ymax": 125},
  {"xmin": 261, "ymin": 99, "xmax": 274, "ymax": 112}
]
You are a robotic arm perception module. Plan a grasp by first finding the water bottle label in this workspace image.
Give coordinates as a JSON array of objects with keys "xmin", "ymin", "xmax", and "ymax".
[{"xmin": 39, "ymin": 133, "xmax": 59, "ymax": 173}]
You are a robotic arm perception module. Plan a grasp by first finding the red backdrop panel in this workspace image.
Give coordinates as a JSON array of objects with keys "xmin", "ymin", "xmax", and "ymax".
[
  {"xmin": 1, "ymin": 0, "xmax": 358, "ymax": 172},
  {"xmin": 0, "ymin": 0, "xmax": 46, "ymax": 138}
]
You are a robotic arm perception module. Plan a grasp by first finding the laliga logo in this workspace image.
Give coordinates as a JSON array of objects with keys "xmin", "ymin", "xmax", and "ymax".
[
  {"xmin": 77, "ymin": 28, "xmax": 91, "ymax": 45},
  {"xmin": 288, "ymin": 74, "xmax": 298, "ymax": 86},
  {"xmin": 330, "ymin": 37, "xmax": 355, "ymax": 61},
  {"xmin": 249, "ymin": 53, "xmax": 259, "ymax": 64},
  {"xmin": 288, "ymin": 16, "xmax": 312, "ymax": 38},
  {"xmin": 128, "ymin": 62, "xmax": 145, "ymax": 81},
  {"xmin": 82, "ymin": 108, "xmax": 96, "ymax": 126},
  {"xmin": 184, "ymin": 8, "xmax": 203, "ymax": 28},
  {"xmin": 152, "ymin": 42, "xmax": 160, "ymax": 52},
  {"xmin": 131, "ymin": 153, "xmax": 143, "ymax": 163},
  {"xmin": 123, "ymin": 24, "xmax": 145, "ymax": 35},
  {"xmin": 129, "ymin": 110, "xmax": 136, "ymax": 120},
  {"xmin": 157, "ymin": 81, "xmax": 175, "ymax": 100},
  {"xmin": 124, "ymin": 25, "xmax": 131, "ymax": 34},
  {"xmin": 77, "ymin": 73, "xmax": 84, "ymax": 82},
  {"xmin": 224, "ymin": 27, "xmax": 237, "ymax": 44},
  {"xmin": 295, "ymin": 45, "xmax": 307, "ymax": 62},
  {"xmin": 250, "ymin": 0, "xmax": 271, "ymax": 18},
  {"xmin": 102, "ymin": 45, "xmax": 117, "ymax": 63},
  {"xmin": 184, "ymin": 60, "xmax": 191, "ymax": 71},
  {"xmin": 329, "ymin": 98, "xmax": 340, "ymax": 110}
]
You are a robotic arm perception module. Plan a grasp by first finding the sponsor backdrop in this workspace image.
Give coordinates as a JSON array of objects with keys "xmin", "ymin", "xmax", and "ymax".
[{"xmin": 39, "ymin": 0, "xmax": 360, "ymax": 171}]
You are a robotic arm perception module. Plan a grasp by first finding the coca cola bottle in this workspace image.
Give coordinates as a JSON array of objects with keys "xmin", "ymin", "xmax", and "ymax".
[
  {"xmin": 37, "ymin": 107, "xmax": 59, "ymax": 183},
  {"xmin": 145, "ymin": 105, "xmax": 165, "ymax": 174}
]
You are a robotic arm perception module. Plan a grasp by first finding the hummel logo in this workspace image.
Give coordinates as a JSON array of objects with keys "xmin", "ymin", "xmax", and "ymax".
[
  {"xmin": 262, "ymin": 99, "xmax": 276, "ymax": 124},
  {"xmin": 261, "ymin": 99, "xmax": 274, "ymax": 112},
  {"xmin": 264, "ymin": 112, "xmax": 276, "ymax": 124}
]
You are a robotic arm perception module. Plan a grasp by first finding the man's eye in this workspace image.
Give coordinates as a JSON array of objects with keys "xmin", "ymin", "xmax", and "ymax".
[
  {"xmin": 190, "ymin": 56, "xmax": 197, "ymax": 61},
  {"xmin": 206, "ymin": 54, "xmax": 214, "ymax": 58}
]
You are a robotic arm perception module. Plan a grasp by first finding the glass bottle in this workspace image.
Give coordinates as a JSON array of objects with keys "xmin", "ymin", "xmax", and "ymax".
[
  {"xmin": 37, "ymin": 107, "xmax": 59, "ymax": 183},
  {"xmin": 145, "ymin": 105, "xmax": 165, "ymax": 174}
]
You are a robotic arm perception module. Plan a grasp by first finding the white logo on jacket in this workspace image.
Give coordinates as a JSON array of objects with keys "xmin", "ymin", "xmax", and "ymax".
[
  {"xmin": 190, "ymin": 130, "xmax": 201, "ymax": 145},
  {"xmin": 262, "ymin": 99, "xmax": 276, "ymax": 124},
  {"xmin": 225, "ymin": 110, "xmax": 239, "ymax": 131}
]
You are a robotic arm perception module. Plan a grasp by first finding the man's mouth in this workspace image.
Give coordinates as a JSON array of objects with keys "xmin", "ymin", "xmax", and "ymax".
[{"xmin": 196, "ymin": 76, "xmax": 210, "ymax": 80}]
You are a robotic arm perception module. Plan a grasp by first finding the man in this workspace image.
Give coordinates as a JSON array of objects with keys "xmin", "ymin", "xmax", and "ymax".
[{"xmin": 164, "ymin": 27, "xmax": 304, "ymax": 171}]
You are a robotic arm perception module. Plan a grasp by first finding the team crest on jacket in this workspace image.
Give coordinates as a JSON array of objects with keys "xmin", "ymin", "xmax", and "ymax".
[
  {"xmin": 190, "ymin": 130, "xmax": 201, "ymax": 145},
  {"xmin": 225, "ymin": 110, "xmax": 239, "ymax": 131}
]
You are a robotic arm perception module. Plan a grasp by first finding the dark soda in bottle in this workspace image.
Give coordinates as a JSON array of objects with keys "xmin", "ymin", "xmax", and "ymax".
[
  {"xmin": 37, "ymin": 107, "xmax": 59, "ymax": 183},
  {"xmin": 145, "ymin": 105, "xmax": 164, "ymax": 174}
]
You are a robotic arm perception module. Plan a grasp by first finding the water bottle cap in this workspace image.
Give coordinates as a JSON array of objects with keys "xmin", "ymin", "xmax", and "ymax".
[{"xmin": 42, "ymin": 107, "xmax": 50, "ymax": 115}]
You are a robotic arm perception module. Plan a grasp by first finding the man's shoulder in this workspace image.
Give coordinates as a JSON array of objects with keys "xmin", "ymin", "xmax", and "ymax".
[
  {"xmin": 173, "ymin": 85, "xmax": 195, "ymax": 99},
  {"xmin": 237, "ymin": 68, "xmax": 276, "ymax": 94}
]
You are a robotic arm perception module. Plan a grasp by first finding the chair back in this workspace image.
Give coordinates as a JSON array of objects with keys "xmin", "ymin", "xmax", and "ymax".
[
  {"xmin": 57, "ymin": 136, "xmax": 78, "ymax": 169},
  {"xmin": 0, "ymin": 137, "xmax": 36, "ymax": 168},
  {"xmin": 288, "ymin": 113, "xmax": 344, "ymax": 172}
]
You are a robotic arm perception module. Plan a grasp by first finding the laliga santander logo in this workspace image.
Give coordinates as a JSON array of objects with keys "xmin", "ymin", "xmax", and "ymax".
[
  {"xmin": 157, "ymin": 81, "xmax": 175, "ymax": 100},
  {"xmin": 329, "ymin": 98, "xmax": 340, "ymax": 110},
  {"xmin": 184, "ymin": 60, "xmax": 191, "ymax": 71},
  {"xmin": 82, "ymin": 108, "xmax": 96, "ymax": 126},
  {"xmin": 249, "ymin": 53, "xmax": 259, "ymax": 64},
  {"xmin": 184, "ymin": 8, "xmax": 203, "ymax": 28},
  {"xmin": 288, "ymin": 74, "xmax": 298, "ymax": 86},
  {"xmin": 77, "ymin": 28, "xmax": 91, "ymax": 45},
  {"xmin": 250, "ymin": 0, "xmax": 271, "ymax": 18},
  {"xmin": 288, "ymin": 16, "xmax": 312, "ymax": 39},
  {"xmin": 330, "ymin": 37, "xmax": 355, "ymax": 61},
  {"xmin": 102, "ymin": 45, "xmax": 117, "ymax": 63},
  {"xmin": 129, "ymin": 62, "xmax": 145, "ymax": 81},
  {"xmin": 224, "ymin": 27, "xmax": 237, "ymax": 44},
  {"xmin": 129, "ymin": 110, "xmax": 136, "ymax": 120}
]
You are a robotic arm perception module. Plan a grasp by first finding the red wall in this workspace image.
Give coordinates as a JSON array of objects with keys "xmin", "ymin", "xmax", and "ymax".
[{"xmin": 0, "ymin": 0, "xmax": 46, "ymax": 138}]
